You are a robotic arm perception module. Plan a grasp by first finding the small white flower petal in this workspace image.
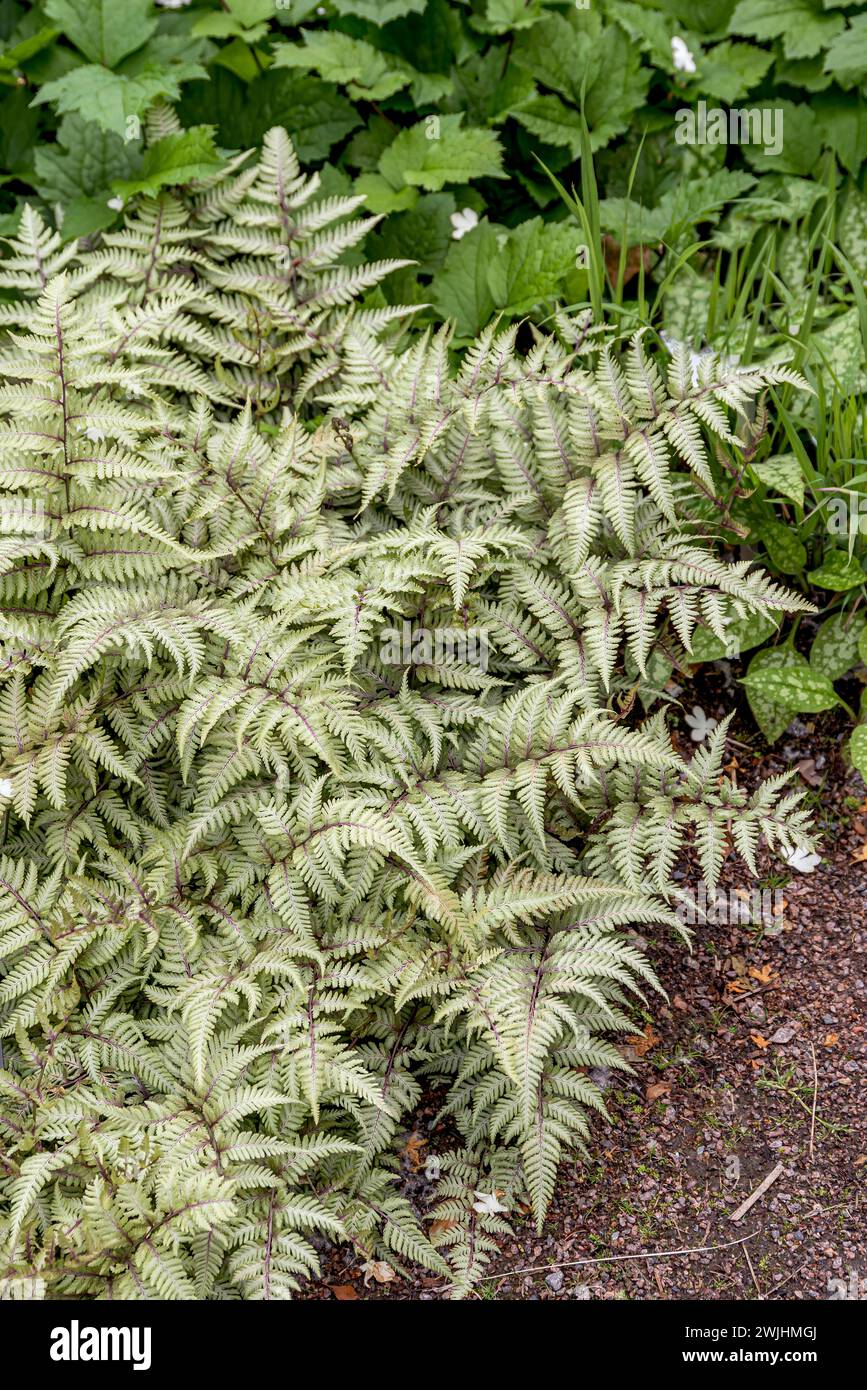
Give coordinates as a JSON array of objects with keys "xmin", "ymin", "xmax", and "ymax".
[
  {"xmin": 782, "ymin": 846, "xmax": 821, "ymax": 874},
  {"xmin": 684, "ymin": 705, "xmax": 717, "ymax": 743},
  {"xmin": 107, "ymin": 196, "xmax": 124, "ymax": 212},
  {"xmin": 472, "ymin": 1190, "xmax": 508, "ymax": 1215},
  {"xmin": 449, "ymin": 207, "xmax": 479, "ymax": 240},
  {"xmin": 671, "ymin": 36, "xmax": 697, "ymax": 74}
]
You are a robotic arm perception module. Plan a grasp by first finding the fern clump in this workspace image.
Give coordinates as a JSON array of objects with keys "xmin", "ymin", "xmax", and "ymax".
[
  {"xmin": 0, "ymin": 116, "xmax": 412, "ymax": 420},
  {"xmin": 0, "ymin": 169, "xmax": 814, "ymax": 1299}
]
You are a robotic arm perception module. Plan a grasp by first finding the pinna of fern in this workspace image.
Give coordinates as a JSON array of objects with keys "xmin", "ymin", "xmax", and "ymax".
[{"xmin": 0, "ymin": 246, "xmax": 816, "ymax": 1298}]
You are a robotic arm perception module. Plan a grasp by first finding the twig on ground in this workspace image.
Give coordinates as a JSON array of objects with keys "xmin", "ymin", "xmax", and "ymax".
[
  {"xmin": 459, "ymin": 1228, "xmax": 763, "ymax": 1288},
  {"xmin": 809, "ymin": 1041, "xmax": 818, "ymax": 1160},
  {"xmin": 730, "ymin": 1162, "xmax": 785, "ymax": 1223},
  {"xmin": 766, "ymin": 1261, "xmax": 809, "ymax": 1298},
  {"xmin": 742, "ymin": 1242, "xmax": 763, "ymax": 1299}
]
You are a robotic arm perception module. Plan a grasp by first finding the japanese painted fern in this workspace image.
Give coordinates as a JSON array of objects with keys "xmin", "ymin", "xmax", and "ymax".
[
  {"xmin": 0, "ymin": 113, "xmax": 411, "ymax": 418},
  {"xmin": 0, "ymin": 197, "xmax": 813, "ymax": 1299}
]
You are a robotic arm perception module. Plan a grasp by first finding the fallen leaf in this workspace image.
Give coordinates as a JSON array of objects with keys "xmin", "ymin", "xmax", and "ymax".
[
  {"xmin": 749, "ymin": 963, "xmax": 777, "ymax": 985},
  {"xmin": 645, "ymin": 1081, "xmax": 671, "ymax": 1101},
  {"xmin": 429, "ymin": 1218, "xmax": 458, "ymax": 1237},
  {"xmin": 403, "ymin": 1131, "xmax": 427, "ymax": 1170},
  {"xmin": 601, "ymin": 234, "xmax": 654, "ymax": 286},
  {"xmin": 361, "ymin": 1259, "xmax": 395, "ymax": 1286},
  {"xmin": 851, "ymin": 843, "xmax": 867, "ymax": 863},
  {"xmin": 855, "ymin": 1155, "xmax": 867, "ymax": 1168},
  {"xmin": 329, "ymin": 1284, "xmax": 359, "ymax": 1300},
  {"xmin": 726, "ymin": 979, "xmax": 751, "ymax": 993},
  {"xmin": 750, "ymin": 1032, "xmax": 769, "ymax": 1050},
  {"xmin": 672, "ymin": 994, "xmax": 688, "ymax": 1012},
  {"xmin": 796, "ymin": 757, "xmax": 822, "ymax": 788},
  {"xmin": 823, "ymin": 1032, "xmax": 839, "ymax": 1047},
  {"xmin": 627, "ymin": 1024, "xmax": 661, "ymax": 1056}
]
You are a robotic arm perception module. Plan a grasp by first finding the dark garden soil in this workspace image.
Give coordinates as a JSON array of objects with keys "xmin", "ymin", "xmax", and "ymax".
[{"xmin": 298, "ymin": 672, "xmax": 867, "ymax": 1302}]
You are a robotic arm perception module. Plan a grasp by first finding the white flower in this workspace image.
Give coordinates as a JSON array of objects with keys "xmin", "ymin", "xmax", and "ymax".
[
  {"xmin": 450, "ymin": 207, "xmax": 479, "ymax": 240},
  {"xmin": 472, "ymin": 1190, "xmax": 508, "ymax": 1216},
  {"xmin": 783, "ymin": 845, "xmax": 821, "ymax": 874},
  {"xmin": 85, "ymin": 425, "xmax": 106, "ymax": 443},
  {"xmin": 684, "ymin": 705, "xmax": 717, "ymax": 743},
  {"xmin": 106, "ymin": 196, "xmax": 124, "ymax": 212},
  {"xmin": 0, "ymin": 778, "xmax": 12, "ymax": 798},
  {"xmin": 156, "ymin": 0, "xmax": 191, "ymax": 8},
  {"xmin": 671, "ymin": 36, "xmax": 697, "ymax": 74}
]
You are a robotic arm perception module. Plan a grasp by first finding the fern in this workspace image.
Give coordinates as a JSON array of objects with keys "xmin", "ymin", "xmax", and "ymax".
[
  {"xmin": 0, "ymin": 199, "xmax": 816, "ymax": 1299},
  {"xmin": 0, "ymin": 116, "xmax": 413, "ymax": 420}
]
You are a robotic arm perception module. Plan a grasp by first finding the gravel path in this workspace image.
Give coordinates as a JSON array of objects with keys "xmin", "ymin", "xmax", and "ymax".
[{"xmin": 301, "ymin": 704, "xmax": 867, "ymax": 1301}]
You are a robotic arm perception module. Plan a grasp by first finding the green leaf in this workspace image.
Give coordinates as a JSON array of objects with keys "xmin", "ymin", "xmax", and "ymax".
[
  {"xmin": 354, "ymin": 173, "xmax": 419, "ymax": 215},
  {"xmin": 366, "ymin": 193, "xmax": 456, "ymax": 276},
  {"xmin": 44, "ymin": 0, "xmax": 157, "ymax": 67},
  {"xmin": 809, "ymin": 612, "xmax": 866, "ymax": 681},
  {"xmin": 452, "ymin": 47, "xmax": 537, "ymax": 127},
  {"xmin": 757, "ymin": 519, "xmax": 807, "ymax": 574},
  {"xmin": 823, "ymin": 15, "xmax": 867, "ymax": 80},
  {"xmin": 837, "ymin": 184, "xmax": 867, "ymax": 276},
  {"xmin": 815, "ymin": 96, "xmax": 867, "ymax": 175},
  {"xmin": 209, "ymin": 37, "xmax": 267, "ymax": 84},
  {"xmin": 581, "ymin": 26, "xmax": 651, "ymax": 151},
  {"xmin": 0, "ymin": 25, "xmax": 60, "ymax": 72},
  {"xmin": 227, "ymin": 0, "xmax": 275, "ymax": 24},
  {"xmin": 751, "ymin": 454, "xmax": 805, "ymax": 507},
  {"xmin": 178, "ymin": 70, "xmax": 361, "ymax": 163},
  {"xmin": 688, "ymin": 611, "xmax": 780, "ymax": 663},
  {"xmin": 431, "ymin": 218, "xmax": 499, "ymax": 338},
  {"xmin": 192, "ymin": 14, "xmax": 270, "ymax": 44},
  {"xmin": 807, "ymin": 550, "xmax": 867, "ymax": 591},
  {"xmin": 110, "ymin": 127, "xmax": 221, "ymax": 198},
  {"xmin": 330, "ymin": 0, "xmax": 427, "ymax": 20},
  {"xmin": 744, "ymin": 646, "xmax": 811, "ymax": 742},
  {"xmin": 607, "ymin": 0, "xmax": 675, "ymax": 69},
  {"xmin": 487, "ymin": 217, "xmax": 578, "ymax": 317},
  {"xmin": 33, "ymin": 113, "xmax": 141, "ymax": 204},
  {"xmin": 512, "ymin": 13, "xmax": 586, "ymax": 102},
  {"xmin": 57, "ymin": 194, "xmax": 119, "ymax": 242},
  {"xmin": 851, "ymin": 723, "xmax": 867, "ymax": 777},
  {"xmin": 811, "ymin": 306, "xmax": 864, "ymax": 395},
  {"xmin": 730, "ymin": 0, "xmax": 845, "ymax": 60},
  {"xmin": 698, "ymin": 40, "xmax": 774, "ymax": 103},
  {"xmin": 272, "ymin": 34, "xmax": 414, "ymax": 103},
  {"xmin": 741, "ymin": 665, "xmax": 840, "ymax": 713},
  {"xmin": 743, "ymin": 101, "xmax": 821, "ymax": 176},
  {"xmin": 33, "ymin": 65, "xmax": 195, "ymax": 137},
  {"xmin": 477, "ymin": 0, "xmax": 549, "ymax": 30},
  {"xmin": 860, "ymin": 624, "xmax": 867, "ymax": 666},
  {"xmin": 512, "ymin": 94, "xmax": 583, "ymax": 158},
  {"xmin": 378, "ymin": 115, "xmax": 505, "ymax": 193}
]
